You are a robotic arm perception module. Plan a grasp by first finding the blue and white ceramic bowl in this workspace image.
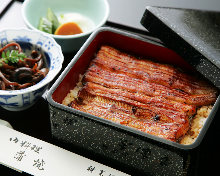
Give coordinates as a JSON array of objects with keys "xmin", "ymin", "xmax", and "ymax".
[{"xmin": 0, "ymin": 28, "xmax": 64, "ymax": 111}]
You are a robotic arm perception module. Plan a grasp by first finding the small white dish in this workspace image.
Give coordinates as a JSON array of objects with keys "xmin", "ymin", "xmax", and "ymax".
[{"xmin": 22, "ymin": 0, "xmax": 110, "ymax": 53}]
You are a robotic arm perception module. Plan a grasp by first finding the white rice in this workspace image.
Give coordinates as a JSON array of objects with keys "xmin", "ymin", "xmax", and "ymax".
[{"xmin": 180, "ymin": 105, "xmax": 212, "ymax": 145}]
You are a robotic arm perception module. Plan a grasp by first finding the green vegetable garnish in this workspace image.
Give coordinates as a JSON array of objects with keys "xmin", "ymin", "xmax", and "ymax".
[
  {"xmin": 0, "ymin": 50, "xmax": 27, "ymax": 67},
  {"xmin": 60, "ymin": 14, "xmax": 64, "ymax": 19},
  {"xmin": 38, "ymin": 8, "xmax": 60, "ymax": 34},
  {"xmin": 38, "ymin": 17, "xmax": 53, "ymax": 34},
  {"xmin": 47, "ymin": 8, "xmax": 60, "ymax": 33}
]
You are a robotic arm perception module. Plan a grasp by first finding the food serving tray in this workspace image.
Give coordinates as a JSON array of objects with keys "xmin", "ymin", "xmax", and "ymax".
[{"xmin": 47, "ymin": 27, "xmax": 220, "ymax": 176}]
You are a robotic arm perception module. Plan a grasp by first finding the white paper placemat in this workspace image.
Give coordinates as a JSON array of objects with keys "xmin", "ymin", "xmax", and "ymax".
[{"xmin": 0, "ymin": 125, "xmax": 129, "ymax": 176}]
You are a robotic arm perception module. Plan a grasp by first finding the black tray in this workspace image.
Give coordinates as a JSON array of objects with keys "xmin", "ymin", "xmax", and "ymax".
[{"xmin": 1, "ymin": 1, "xmax": 220, "ymax": 176}]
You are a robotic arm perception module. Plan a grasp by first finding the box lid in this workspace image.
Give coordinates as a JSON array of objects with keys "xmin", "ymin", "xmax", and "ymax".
[{"xmin": 141, "ymin": 6, "xmax": 220, "ymax": 89}]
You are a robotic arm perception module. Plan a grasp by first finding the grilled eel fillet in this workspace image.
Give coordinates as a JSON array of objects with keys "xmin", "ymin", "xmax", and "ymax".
[{"xmin": 68, "ymin": 45, "xmax": 218, "ymax": 142}]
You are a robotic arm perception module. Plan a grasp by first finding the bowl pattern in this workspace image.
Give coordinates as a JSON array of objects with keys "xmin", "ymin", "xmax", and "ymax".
[
  {"xmin": 0, "ymin": 86, "xmax": 47, "ymax": 110},
  {"xmin": 0, "ymin": 29, "xmax": 64, "ymax": 111}
]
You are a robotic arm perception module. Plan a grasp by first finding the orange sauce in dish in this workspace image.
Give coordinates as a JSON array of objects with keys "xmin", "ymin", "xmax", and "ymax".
[{"xmin": 54, "ymin": 22, "xmax": 83, "ymax": 35}]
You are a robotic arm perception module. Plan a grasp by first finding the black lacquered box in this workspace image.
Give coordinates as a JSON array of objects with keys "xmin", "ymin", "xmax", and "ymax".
[{"xmin": 47, "ymin": 26, "xmax": 220, "ymax": 176}]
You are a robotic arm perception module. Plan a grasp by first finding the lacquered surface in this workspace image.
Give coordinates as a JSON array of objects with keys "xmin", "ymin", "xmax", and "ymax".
[
  {"xmin": 1, "ymin": 1, "xmax": 220, "ymax": 176},
  {"xmin": 141, "ymin": 7, "xmax": 220, "ymax": 89}
]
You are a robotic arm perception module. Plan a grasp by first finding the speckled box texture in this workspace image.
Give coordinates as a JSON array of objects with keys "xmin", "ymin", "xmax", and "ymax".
[
  {"xmin": 47, "ymin": 27, "xmax": 220, "ymax": 176},
  {"xmin": 141, "ymin": 6, "xmax": 220, "ymax": 89}
]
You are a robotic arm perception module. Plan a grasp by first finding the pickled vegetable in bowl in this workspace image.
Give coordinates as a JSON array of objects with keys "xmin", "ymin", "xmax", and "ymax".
[
  {"xmin": 0, "ymin": 42, "xmax": 48, "ymax": 90},
  {"xmin": 38, "ymin": 8, "xmax": 95, "ymax": 36},
  {"xmin": 0, "ymin": 28, "xmax": 64, "ymax": 111}
]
